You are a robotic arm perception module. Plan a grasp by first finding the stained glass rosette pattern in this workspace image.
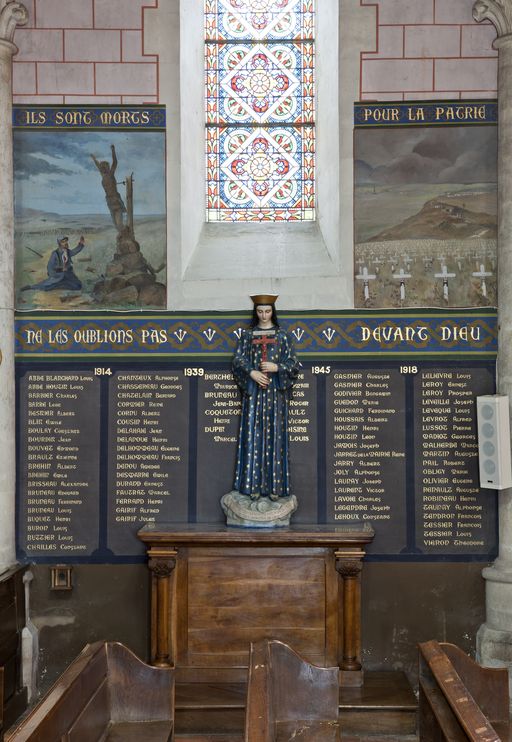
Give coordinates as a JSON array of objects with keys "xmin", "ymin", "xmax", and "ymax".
[{"xmin": 205, "ymin": 0, "xmax": 315, "ymax": 222}]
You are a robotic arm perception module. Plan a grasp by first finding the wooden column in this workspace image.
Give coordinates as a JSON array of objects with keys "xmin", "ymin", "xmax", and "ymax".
[
  {"xmin": 148, "ymin": 547, "xmax": 177, "ymax": 668},
  {"xmin": 336, "ymin": 549, "xmax": 365, "ymax": 685}
]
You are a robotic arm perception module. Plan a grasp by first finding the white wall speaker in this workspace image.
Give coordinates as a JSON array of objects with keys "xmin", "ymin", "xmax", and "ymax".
[{"xmin": 476, "ymin": 395, "xmax": 512, "ymax": 490}]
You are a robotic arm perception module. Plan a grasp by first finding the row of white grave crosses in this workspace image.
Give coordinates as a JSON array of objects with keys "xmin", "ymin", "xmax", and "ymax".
[
  {"xmin": 359, "ymin": 249, "xmax": 495, "ymax": 273},
  {"xmin": 356, "ymin": 260, "xmax": 495, "ymax": 303}
]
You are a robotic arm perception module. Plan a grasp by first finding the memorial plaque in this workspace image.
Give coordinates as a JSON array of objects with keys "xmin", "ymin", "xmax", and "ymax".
[
  {"xmin": 18, "ymin": 370, "xmax": 100, "ymax": 557},
  {"xmin": 414, "ymin": 367, "xmax": 497, "ymax": 555},
  {"xmin": 326, "ymin": 367, "xmax": 407, "ymax": 554},
  {"xmin": 288, "ymin": 369, "xmax": 318, "ymax": 522},
  {"xmin": 16, "ymin": 353, "xmax": 498, "ymax": 561},
  {"xmin": 196, "ymin": 366, "xmax": 240, "ymax": 522},
  {"xmin": 107, "ymin": 370, "xmax": 190, "ymax": 555}
]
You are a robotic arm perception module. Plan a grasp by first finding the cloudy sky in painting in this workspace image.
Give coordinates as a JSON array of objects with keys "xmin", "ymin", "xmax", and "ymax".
[
  {"xmin": 14, "ymin": 130, "xmax": 166, "ymax": 216},
  {"xmin": 355, "ymin": 126, "xmax": 497, "ymax": 186}
]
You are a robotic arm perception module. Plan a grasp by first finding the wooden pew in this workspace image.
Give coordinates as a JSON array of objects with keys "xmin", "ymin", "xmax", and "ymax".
[
  {"xmin": 419, "ymin": 639, "xmax": 511, "ymax": 741},
  {"xmin": 5, "ymin": 642, "xmax": 174, "ymax": 742},
  {"xmin": 245, "ymin": 639, "xmax": 341, "ymax": 742},
  {"xmin": 0, "ymin": 566, "xmax": 28, "ymax": 736}
]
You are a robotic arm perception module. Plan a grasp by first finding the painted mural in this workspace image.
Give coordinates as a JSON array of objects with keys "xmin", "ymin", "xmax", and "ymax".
[
  {"xmin": 354, "ymin": 123, "xmax": 497, "ymax": 309},
  {"xmin": 14, "ymin": 122, "xmax": 166, "ymax": 311}
]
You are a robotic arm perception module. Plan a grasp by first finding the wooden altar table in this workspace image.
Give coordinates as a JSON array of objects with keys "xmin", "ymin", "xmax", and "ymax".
[{"xmin": 138, "ymin": 523, "xmax": 374, "ymax": 689}]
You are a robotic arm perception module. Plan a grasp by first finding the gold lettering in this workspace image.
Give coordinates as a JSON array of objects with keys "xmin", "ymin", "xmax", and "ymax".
[
  {"xmin": 407, "ymin": 106, "xmax": 424, "ymax": 121},
  {"xmin": 362, "ymin": 107, "xmax": 400, "ymax": 123},
  {"xmin": 25, "ymin": 110, "xmax": 46, "ymax": 125}
]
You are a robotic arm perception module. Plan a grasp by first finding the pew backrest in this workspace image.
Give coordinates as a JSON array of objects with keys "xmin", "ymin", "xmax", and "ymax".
[
  {"xmin": 419, "ymin": 640, "xmax": 509, "ymax": 742},
  {"xmin": 5, "ymin": 642, "xmax": 174, "ymax": 742},
  {"xmin": 245, "ymin": 639, "xmax": 341, "ymax": 742}
]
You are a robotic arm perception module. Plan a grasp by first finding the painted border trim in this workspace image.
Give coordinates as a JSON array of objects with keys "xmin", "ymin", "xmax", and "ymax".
[
  {"xmin": 15, "ymin": 310, "xmax": 498, "ymax": 357},
  {"xmin": 354, "ymin": 100, "xmax": 498, "ymax": 128}
]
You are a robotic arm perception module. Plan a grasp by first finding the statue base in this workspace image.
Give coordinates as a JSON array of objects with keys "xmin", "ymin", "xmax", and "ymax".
[{"xmin": 220, "ymin": 491, "xmax": 298, "ymax": 528}]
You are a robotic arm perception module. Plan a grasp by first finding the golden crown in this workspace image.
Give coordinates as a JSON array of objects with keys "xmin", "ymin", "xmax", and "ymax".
[{"xmin": 250, "ymin": 294, "xmax": 279, "ymax": 306}]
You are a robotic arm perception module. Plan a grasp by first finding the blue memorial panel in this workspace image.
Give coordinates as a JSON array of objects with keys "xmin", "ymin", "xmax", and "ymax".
[{"xmin": 15, "ymin": 311, "xmax": 498, "ymax": 563}]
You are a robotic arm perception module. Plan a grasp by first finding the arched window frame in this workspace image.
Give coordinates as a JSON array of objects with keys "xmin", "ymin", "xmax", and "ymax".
[{"xmin": 144, "ymin": 0, "xmax": 372, "ymax": 309}]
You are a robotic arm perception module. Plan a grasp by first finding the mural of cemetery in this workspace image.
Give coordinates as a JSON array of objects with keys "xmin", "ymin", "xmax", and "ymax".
[{"xmin": 354, "ymin": 127, "xmax": 497, "ymax": 308}]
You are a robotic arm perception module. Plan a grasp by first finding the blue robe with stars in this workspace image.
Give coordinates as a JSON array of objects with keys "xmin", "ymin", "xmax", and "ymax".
[{"xmin": 232, "ymin": 327, "xmax": 301, "ymax": 498}]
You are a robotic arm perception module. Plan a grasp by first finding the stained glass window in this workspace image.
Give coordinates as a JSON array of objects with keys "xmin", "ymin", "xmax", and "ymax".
[{"xmin": 205, "ymin": 0, "xmax": 315, "ymax": 222}]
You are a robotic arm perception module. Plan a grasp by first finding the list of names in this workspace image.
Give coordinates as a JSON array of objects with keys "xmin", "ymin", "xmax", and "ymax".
[
  {"xmin": 20, "ymin": 372, "xmax": 100, "ymax": 556},
  {"xmin": 326, "ymin": 369, "xmax": 407, "ymax": 553},
  {"xmin": 17, "ymin": 363, "xmax": 497, "ymax": 559},
  {"xmin": 196, "ymin": 370, "xmax": 240, "ymax": 521},
  {"xmin": 414, "ymin": 368, "xmax": 495, "ymax": 554},
  {"xmin": 108, "ymin": 371, "xmax": 189, "ymax": 553}
]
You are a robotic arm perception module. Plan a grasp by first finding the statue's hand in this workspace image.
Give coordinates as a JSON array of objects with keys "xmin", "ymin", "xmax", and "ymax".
[
  {"xmin": 250, "ymin": 369, "xmax": 270, "ymax": 388},
  {"xmin": 260, "ymin": 361, "xmax": 278, "ymax": 374}
]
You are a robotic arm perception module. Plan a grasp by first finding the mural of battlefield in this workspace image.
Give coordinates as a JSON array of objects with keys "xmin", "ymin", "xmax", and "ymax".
[
  {"xmin": 14, "ymin": 130, "xmax": 166, "ymax": 311},
  {"xmin": 354, "ymin": 126, "xmax": 497, "ymax": 308}
]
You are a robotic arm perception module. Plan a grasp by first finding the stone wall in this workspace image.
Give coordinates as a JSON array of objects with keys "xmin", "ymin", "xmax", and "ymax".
[
  {"xmin": 12, "ymin": 0, "xmax": 497, "ymax": 104},
  {"xmin": 360, "ymin": 0, "xmax": 497, "ymax": 100},
  {"xmin": 13, "ymin": 0, "xmax": 158, "ymax": 103}
]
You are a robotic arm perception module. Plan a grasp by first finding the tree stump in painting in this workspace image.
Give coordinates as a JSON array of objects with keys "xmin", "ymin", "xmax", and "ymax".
[{"xmin": 93, "ymin": 227, "xmax": 166, "ymax": 307}]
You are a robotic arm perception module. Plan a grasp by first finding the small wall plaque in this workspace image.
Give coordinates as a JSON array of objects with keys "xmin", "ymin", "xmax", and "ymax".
[{"xmin": 50, "ymin": 565, "xmax": 73, "ymax": 591}]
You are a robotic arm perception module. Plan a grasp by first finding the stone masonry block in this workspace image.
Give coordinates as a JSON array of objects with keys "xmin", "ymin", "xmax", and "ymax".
[
  {"xmin": 12, "ymin": 63, "xmax": 37, "ymax": 95},
  {"xmin": 122, "ymin": 30, "xmax": 156, "ymax": 62},
  {"xmin": 35, "ymin": 0, "xmax": 93, "ymax": 29},
  {"xmin": 360, "ymin": 92, "xmax": 404, "ymax": 101},
  {"xmin": 362, "ymin": 58, "xmax": 433, "ymax": 93},
  {"xmin": 403, "ymin": 91, "xmax": 461, "ymax": 100},
  {"xmin": 65, "ymin": 30, "xmax": 121, "ymax": 62},
  {"xmin": 435, "ymin": 0, "xmax": 479, "ymax": 24},
  {"xmin": 94, "ymin": 0, "xmax": 156, "ymax": 30},
  {"xmin": 371, "ymin": 0, "xmax": 434, "ymax": 25},
  {"xmin": 405, "ymin": 25, "xmax": 461, "ymax": 58},
  {"xmin": 461, "ymin": 25, "xmax": 498, "ymax": 57},
  {"xmin": 14, "ymin": 95, "xmax": 64, "ymax": 103},
  {"xmin": 15, "ymin": 29, "xmax": 63, "ymax": 62},
  {"xmin": 121, "ymin": 95, "xmax": 159, "ymax": 104},
  {"xmin": 37, "ymin": 62, "xmax": 95, "ymax": 94},
  {"xmin": 460, "ymin": 89, "xmax": 496, "ymax": 99},
  {"xmin": 362, "ymin": 26, "xmax": 403, "ymax": 59},
  {"xmin": 95, "ymin": 62, "xmax": 157, "ymax": 95},
  {"xmin": 64, "ymin": 95, "xmax": 122, "ymax": 104},
  {"xmin": 435, "ymin": 58, "xmax": 497, "ymax": 92}
]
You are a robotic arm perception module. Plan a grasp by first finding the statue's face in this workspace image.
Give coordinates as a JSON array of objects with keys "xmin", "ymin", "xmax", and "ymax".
[{"xmin": 256, "ymin": 304, "xmax": 273, "ymax": 328}]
